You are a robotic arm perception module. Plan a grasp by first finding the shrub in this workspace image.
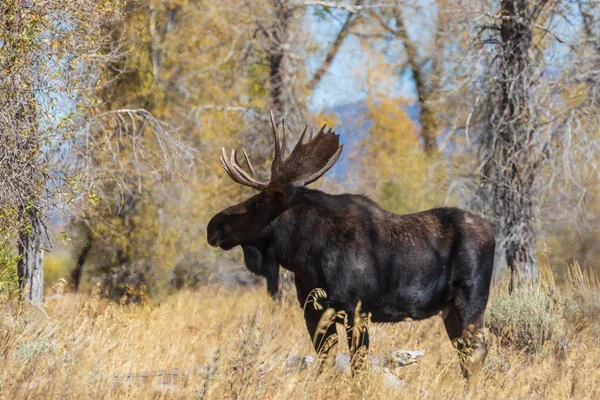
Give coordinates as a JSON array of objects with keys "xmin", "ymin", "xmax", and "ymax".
[{"xmin": 486, "ymin": 284, "xmax": 566, "ymax": 353}]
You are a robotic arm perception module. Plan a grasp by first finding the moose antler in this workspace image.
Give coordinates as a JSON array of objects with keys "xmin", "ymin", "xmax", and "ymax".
[
  {"xmin": 220, "ymin": 111, "xmax": 342, "ymax": 190},
  {"xmin": 220, "ymin": 148, "xmax": 269, "ymax": 190},
  {"xmin": 269, "ymin": 111, "xmax": 343, "ymax": 186}
]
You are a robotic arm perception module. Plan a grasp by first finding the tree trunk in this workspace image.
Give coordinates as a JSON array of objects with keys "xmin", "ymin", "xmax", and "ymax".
[
  {"xmin": 479, "ymin": 0, "xmax": 540, "ymax": 291},
  {"xmin": 268, "ymin": 0, "xmax": 292, "ymax": 122},
  {"xmin": 383, "ymin": 3, "xmax": 445, "ymax": 156},
  {"xmin": 70, "ymin": 222, "xmax": 92, "ymax": 292},
  {"xmin": 265, "ymin": 1, "xmax": 300, "ymax": 293},
  {"xmin": 17, "ymin": 212, "xmax": 45, "ymax": 305},
  {"xmin": 419, "ymin": 101, "xmax": 438, "ymax": 155}
]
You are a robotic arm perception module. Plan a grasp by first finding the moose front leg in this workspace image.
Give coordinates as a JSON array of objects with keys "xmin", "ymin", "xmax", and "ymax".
[
  {"xmin": 304, "ymin": 304, "xmax": 339, "ymax": 368},
  {"xmin": 264, "ymin": 247, "xmax": 279, "ymax": 299}
]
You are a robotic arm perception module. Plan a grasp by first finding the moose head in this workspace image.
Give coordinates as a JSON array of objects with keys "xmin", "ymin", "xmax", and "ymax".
[{"xmin": 206, "ymin": 112, "xmax": 342, "ymax": 251}]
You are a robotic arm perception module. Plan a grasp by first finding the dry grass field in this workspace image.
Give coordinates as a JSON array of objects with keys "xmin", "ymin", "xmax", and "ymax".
[{"xmin": 1, "ymin": 265, "xmax": 600, "ymax": 399}]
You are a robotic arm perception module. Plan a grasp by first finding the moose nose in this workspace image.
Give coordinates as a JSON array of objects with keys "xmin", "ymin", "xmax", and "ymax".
[
  {"xmin": 207, "ymin": 214, "xmax": 222, "ymax": 247},
  {"xmin": 207, "ymin": 231, "xmax": 220, "ymax": 247}
]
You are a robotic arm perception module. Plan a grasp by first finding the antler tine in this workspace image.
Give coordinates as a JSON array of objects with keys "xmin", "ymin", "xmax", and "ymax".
[
  {"xmin": 299, "ymin": 125, "xmax": 308, "ymax": 144},
  {"xmin": 303, "ymin": 125, "xmax": 325, "ymax": 144},
  {"xmin": 220, "ymin": 154, "xmax": 230, "ymax": 174},
  {"xmin": 220, "ymin": 148, "xmax": 240, "ymax": 182},
  {"xmin": 220, "ymin": 148, "xmax": 232, "ymax": 173},
  {"xmin": 227, "ymin": 149, "xmax": 248, "ymax": 184},
  {"xmin": 288, "ymin": 124, "xmax": 309, "ymax": 155},
  {"xmin": 220, "ymin": 147, "xmax": 268, "ymax": 190},
  {"xmin": 230, "ymin": 149, "xmax": 236, "ymax": 168},
  {"xmin": 230, "ymin": 149, "xmax": 265, "ymax": 187},
  {"xmin": 315, "ymin": 124, "xmax": 327, "ymax": 139},
  {"xmin": 241, "ymin": 148, "xmax": 256, "ymax": 177},
  {"xmin": 270, "ymin": 110, "xmax": 281, "ymax": 167},
  {"xmin": 232, "ymin": 161, "xmax": 264, "ymax": 186}
]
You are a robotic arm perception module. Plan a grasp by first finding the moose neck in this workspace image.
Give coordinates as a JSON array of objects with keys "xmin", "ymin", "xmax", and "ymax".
[{"xmin": 264, "ymin": 187, "xmax": 337, "ymax": 281}]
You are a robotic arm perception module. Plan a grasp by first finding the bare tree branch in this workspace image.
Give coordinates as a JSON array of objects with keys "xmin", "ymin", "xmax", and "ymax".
[
  {"xmin": 297, "ymin": 1, "xmax": 400, "ymax": 13},
  {"xmin": 298, "ymin": 1, "xmax": 362, "ymax": 13},
  {"xmin": 366, "ymin": 1, "xmax": 445, "ymax": 154},
  {"xmin": 307, "ymin": 1, "xmax": 364, "ymax": 90}
]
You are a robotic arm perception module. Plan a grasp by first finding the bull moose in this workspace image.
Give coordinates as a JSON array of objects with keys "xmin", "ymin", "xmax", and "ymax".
[{"xmin": 207, "ymin": 113, "xmax": 495, "ymax": 386}]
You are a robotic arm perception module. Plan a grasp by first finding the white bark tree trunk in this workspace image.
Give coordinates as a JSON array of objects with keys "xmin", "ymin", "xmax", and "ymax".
[{"xmin": 18, "ymin": 213, "xmax": 45, "ymax": 305}]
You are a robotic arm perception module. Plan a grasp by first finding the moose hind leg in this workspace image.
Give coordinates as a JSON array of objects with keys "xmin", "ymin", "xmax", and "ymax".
[
  {"xmin": 452, "ymin": 289, "xmax": 489, "ymax": 393},
  {"xmin": 443, "ymin": 305, "xmax": 486, "ymax": 379},
  {"xmin": 451, "ymin": 245, "xmax": 492, "ymax": 388},
  {"xmin": 453, "ymin": 316, "xmax": 487, "ymax": 380}
]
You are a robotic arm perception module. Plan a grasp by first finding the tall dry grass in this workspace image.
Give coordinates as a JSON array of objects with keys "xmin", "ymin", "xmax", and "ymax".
[{"xmin": 1, "ymin": 264, "xmax": 600, "ymax": 399}]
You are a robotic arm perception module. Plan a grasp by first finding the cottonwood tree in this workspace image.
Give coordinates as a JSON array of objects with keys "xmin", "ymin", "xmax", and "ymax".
[
  {"xmin": 454, "ymin": 0, "xmax": 600, "ymax": 290},
  {"xmin": 68, "ymin": 0, "xmax": 198, "ymax": 298},
  {"xmin": 358, "ymin": 97, "xmax": 446, "ymax": 212},
  {"xmin": 241, "ymin": 0, "xmax": 363, "ymax": 130},
  {"xmin": 0, "ymin": 2, "xmax": 50, "ymax": 305},
  {"xmin": 358, "ymin": 0, "xmax": 452, "ymax": 155},
  {"xmin": 0, "ymin": 1, "xmax": 120, "ymax": 304},
  {"xmin": 478, "ymin": 0, "xmax": 545, "ymax": 290},
  {"xmin": 67, "ymin": 0, "xmax": 262, "ymax": 297}
]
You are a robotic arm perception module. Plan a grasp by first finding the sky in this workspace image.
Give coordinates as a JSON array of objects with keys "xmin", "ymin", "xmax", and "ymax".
[{"xmin": 305, "ymin": 7, "xmax": 415, "ymax": 112}]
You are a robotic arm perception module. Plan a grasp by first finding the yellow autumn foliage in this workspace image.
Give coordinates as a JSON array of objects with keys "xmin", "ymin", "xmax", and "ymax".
[{"xmin": 359, "ymin": 97, "xmax": 446, "ymax": 214}]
